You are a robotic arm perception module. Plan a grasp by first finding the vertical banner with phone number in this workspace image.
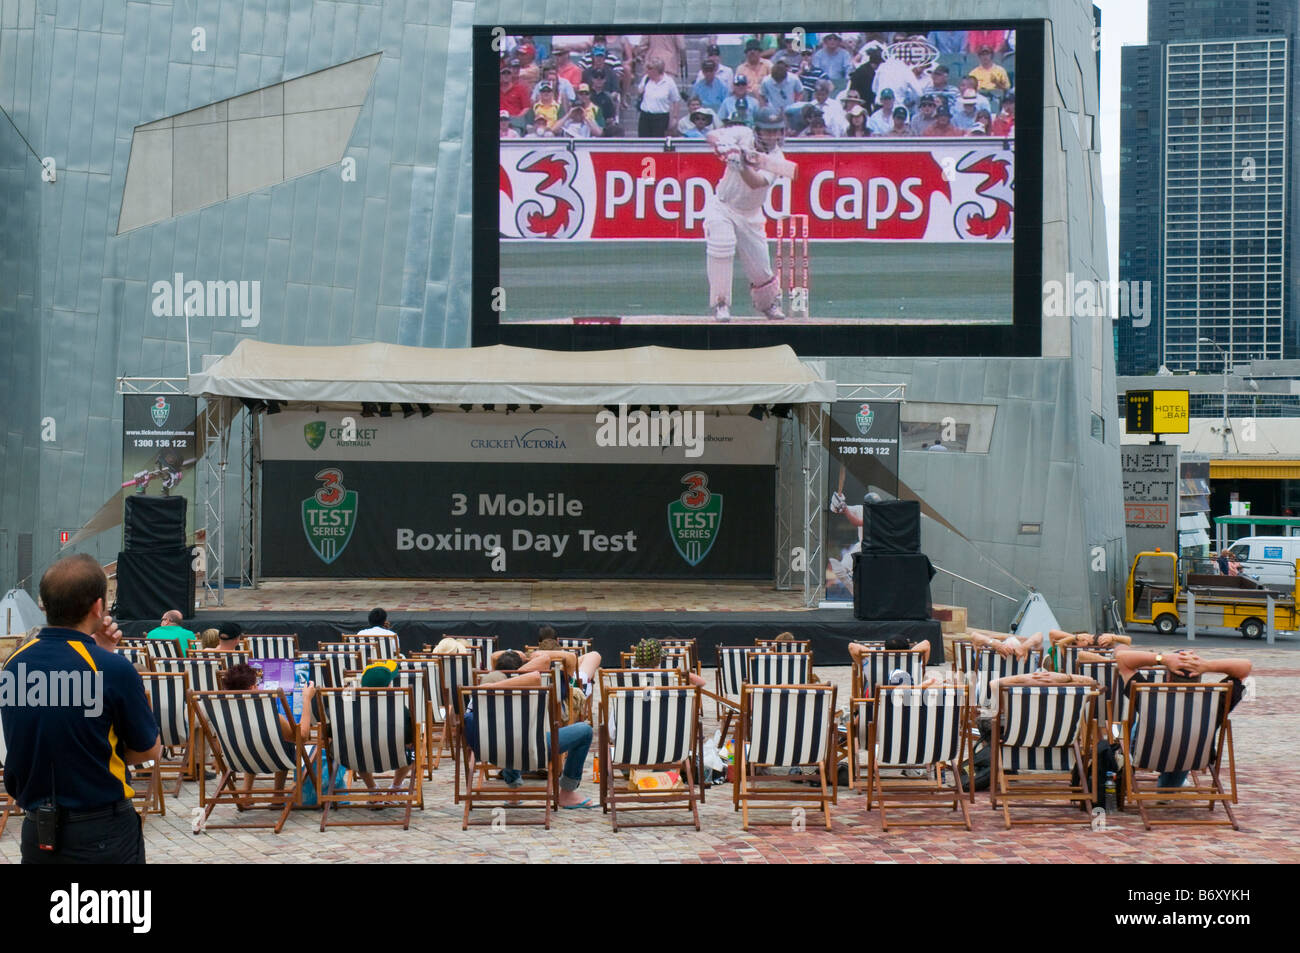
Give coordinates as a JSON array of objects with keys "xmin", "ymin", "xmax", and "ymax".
[
  {"xmin": 122, "ymin": 394, "xmax": 199, "ymax": 543},
  {"xmin": 824, "ymin": 401, "xmax": 901, "ymax": 603}
]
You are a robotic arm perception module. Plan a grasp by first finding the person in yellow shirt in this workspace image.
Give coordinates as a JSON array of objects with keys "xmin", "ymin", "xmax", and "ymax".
[
  {"xmin": 531, "ymin": 82, "xmax": 561, "ymax": 130},
  {"xmin": 968, "ymin": 46, "xmax": 1011, "ymax": 107}
]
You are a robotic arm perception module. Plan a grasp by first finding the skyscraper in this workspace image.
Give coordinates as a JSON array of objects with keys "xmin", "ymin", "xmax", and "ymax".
[{"xmin": 1117, "ymin": 0, "xmax": 1297, "ymax": 375}]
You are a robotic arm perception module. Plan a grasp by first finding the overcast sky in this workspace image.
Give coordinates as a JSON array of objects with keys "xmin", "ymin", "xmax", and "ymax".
[{"xmin": 1095, "ymin": 0, "xmax": 1150, "ymax": 280}]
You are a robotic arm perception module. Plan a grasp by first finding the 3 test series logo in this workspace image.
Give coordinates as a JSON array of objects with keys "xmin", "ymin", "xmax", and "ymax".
[
  {"xmin": 150, "ymin": 396, "xmax": 170, "ymax": 427},
  {"xmin": 302, "ymin": 468, "xmax": 358, "ymax": 564},
  {"xmin": 668, "ymin": 471, "xmax": 722, "ymax": 566},
  {"xmin": 855, "ymin": 403, "xmax": 875, "ymax": 435},
  {"xmin": 303, "ymin": 420, "xmax": 326, "ymax": 450}
]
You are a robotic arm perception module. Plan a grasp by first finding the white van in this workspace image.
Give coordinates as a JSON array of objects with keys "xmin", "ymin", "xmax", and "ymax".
[{"xmin": 1228, "ymin": 537, "xmax": 1300, "ymax": 589}]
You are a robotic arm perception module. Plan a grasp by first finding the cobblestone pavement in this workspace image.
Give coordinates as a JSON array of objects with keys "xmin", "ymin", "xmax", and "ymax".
[{"xmin": 4, "ymin": 644, "xmax": 1296, "ymax": 864}]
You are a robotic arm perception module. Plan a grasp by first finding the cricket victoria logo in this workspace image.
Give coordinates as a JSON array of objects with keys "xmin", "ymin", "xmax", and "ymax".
[
  {"xmin": 150, "ymin": 397, "xmax": 170, "ymax": 427},
  {"xmin": 50, "ymin": 883, "xmax": 151, "ymax": 933},
  {"xmin": 302, "ymin": 468, "xmax": 358, "ymax": 564},
  {"xmin": 855, "ymin": 403, "xmax": 875, "ymax": 435},
  {"xmin": 668, "ymin": 471, "xmax": 722, "ymax": 566}
]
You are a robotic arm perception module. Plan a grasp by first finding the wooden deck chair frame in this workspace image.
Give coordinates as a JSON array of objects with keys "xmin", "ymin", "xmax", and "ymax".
[
  {"xmin": 1121, "ymin": 682, "xmax": 1238, "ymax": 831},
  {"xmin": 140, "ymin": 670, "xmax": 191, "ymax": 798},
  {"xmin": 189, "ymin": 689, "xmax": 320, "ymax": 834},
  {"xmin": 128, "ymin": 756, "xmax": 165, "ymax": 820},
  {"xmin": 850, "ymin": 648, "xmax": 929, "ymax": 704},
  {"xmin": 459, "ymin": 685, "xmax": 560, "ymax": 829},
  {"xmin": 242, "ymin": 634, "xmax": 300, "ymax": 658},
  {"xmin": 316, "ymin": 685, "xmax": 423, "ymax": 830},
  {"xmin": 657, "ymin": 639, "xmax": 700, "ymax": 673},
  {"xmin": 863, "ymin": 685, "xmax": 972, "ymax": 829},
  {"xmin": 950, "ymin": 639, "xmax": 974, "ymax": 676},
  {"xmin": 735, "ymin": 683, "xmax": 837, "ymax": 831},
  {"xmin": 602, "ymin": 686, "xmax": 701, "ymax": 831},
  {"xmin": 618, "ymin": 648, "xmax": 689, "ymax": 670},
  {"xmin": 991, "ymin": 684, "xmax": 1098, "ymax": 828}
]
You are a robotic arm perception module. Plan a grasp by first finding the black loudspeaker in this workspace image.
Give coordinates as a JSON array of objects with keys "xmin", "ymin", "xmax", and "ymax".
[
  {"xmin": 863, "ymin": 499, "xmax": 921, "ymax": 554},
  {"xmin": 124, "ymin": 496, "xmax": 187, "ymax": 551},
  {"xmin": 114, "ymin": 548, "xmax": 195, "ymax": 621},
  {"xmin": 852, "ymin": 552, "xmax": 934, "ymax": 621}
]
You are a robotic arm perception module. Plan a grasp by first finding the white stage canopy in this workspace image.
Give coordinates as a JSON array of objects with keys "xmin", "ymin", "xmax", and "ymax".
[{"xmin": 188, "ymin": 341, "xmax": 835, "ymax": 407}]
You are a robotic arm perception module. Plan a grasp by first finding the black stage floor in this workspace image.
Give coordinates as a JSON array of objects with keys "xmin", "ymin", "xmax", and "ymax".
[{"xmin": 123, "ymin": 610, "xmax": 944, "ymax": 666}]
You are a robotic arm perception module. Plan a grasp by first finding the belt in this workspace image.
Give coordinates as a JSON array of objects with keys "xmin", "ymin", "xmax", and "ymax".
[{"xmin": 24, "ymin": 800, "xmax": 134, "ymax": 823}]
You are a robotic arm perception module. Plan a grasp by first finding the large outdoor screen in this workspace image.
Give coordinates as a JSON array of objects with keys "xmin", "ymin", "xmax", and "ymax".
[{"xmin": 473, "ymin": 22, "xmax": 1043, "ymax": 356}]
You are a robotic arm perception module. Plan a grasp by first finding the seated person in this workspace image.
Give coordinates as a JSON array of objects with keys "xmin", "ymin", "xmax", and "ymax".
[
  {"xmin": 216, "ymin": 621, "xmax": 243, "ymax": 651},
  {"xmin": 488, "ymin": 644, "xmax": 602, "ymax": 699},
  {"xmin": 353, "ymin": 660, "xmax": 416, "ymax": 797},
  {"xmin": 461, "ymin": 657, "xmax": 594, "ymax": 808},
  {"xmin": 1114, "ymin": 648, "xmax": 1252, "ymax": 791},
  {"xmin": 981, "ymin": 667, "xmax": 1102, "ymax": 717},
  {"xmin": 631, "ymin": 638, "xmax": 706, "ymax": 688},
  {"xmin": 969, "ymin": 628, "xmax": 1042, "ymax": 660},
  {"xmin": 197, "ymin": 627, "xmax": 221, "ymax": 650},
  {"xmin": 1039, "ymin": 629, "xmax": 1132, "ymax": 671},
  {"xmin": 847, "ymin": 634, "xmax": 931, "ymax": 666},
  {"xmin": 218, "ymin": 663, "xmax": 316, "ymax": 807}
]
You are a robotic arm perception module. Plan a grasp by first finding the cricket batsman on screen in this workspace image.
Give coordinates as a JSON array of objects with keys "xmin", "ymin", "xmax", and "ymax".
[{"xmin": 703, "ymin": 107, "xmax": 796, "ymax": 322}]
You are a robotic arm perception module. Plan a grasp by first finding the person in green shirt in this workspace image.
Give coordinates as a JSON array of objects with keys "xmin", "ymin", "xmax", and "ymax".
[{"xmin": 144, "ymin": 609, "xmax": 194, "ymax": 656}]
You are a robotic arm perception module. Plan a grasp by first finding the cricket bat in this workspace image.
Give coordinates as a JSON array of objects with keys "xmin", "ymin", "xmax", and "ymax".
[{"xmin": 745, "ymin": 150, "xmax": 798, "ymax": 179}]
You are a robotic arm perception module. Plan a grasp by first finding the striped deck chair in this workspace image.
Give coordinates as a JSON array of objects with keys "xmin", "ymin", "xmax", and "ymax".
[
  {"xmin": 154, "ymin": 656, "xmax": 228, "ymax": 780},
  {"xmin": 602, "ymin": 686, "xmax": 701, "ymax": 831},
  {"xmin": 144, "ymin": 637, "xmax": 185, "ymax": 660},
  {"xmin": 864, "ymin": 685, "xmax": 972, "ymax": 829},
  {"xmin": 115, "ymin": 645, "xmax": 154, "ymax": 670},
  {"xmin": 398, "ymin": 659, "xmax": 447, "ymax": 775},
  {"xmin": 243, "ymin": 634, "xmax": 299, "ymax": 658},
  {"xmin": 755, "ymin": 638, "xmax": 811, "ymax": 654},
  {"xmin": 140, "ymin": 671, "xmax": 191, "ymax": 798},
  {"xmin": 459, "ymin": 686, "xmax": 559, "ymax": 829},
  {"xmin": 1121, "ymin": 682, "xmax": 1238, "ymax": 830},
  {"xmin": 1114, "ymin": 667, "xmax": 1169, "ymax": 726},
  {"xmin": 1059, "ymin": 644, "xmax": 1113, "ymax": 675},
  {"xmin": 597, "ymin": 668, "xmax": 696, "ymax": 811},
  {"xmin": 318, "ymin": 641, "xmax": 372, "ymax": 668},
  {"xmin": 0, "ymin": 707, "xmax": 11, "ymax": 835},
  {"xmin": 192, "ymin": 648, "xmax": 251, "ymax": 667},
  {"xmin": 747, "ymin": 651, "xmax": 813, "ymax": 686},
  {"xmin": 436, "ymin": 653, "xmax": 479, "ymax": 803},
  {"xmin": 618, "ymin": 648, "xmax": 689, "ymax": 670},
  {"xmin": 971, "ymin": 648, "xmax": 1042, "ymax": 708},
  {"xmin": 1074, "ymin": 659, "xmax": 1121, "ymax": 729},
  {"xmin": 188, "ymin": 689, "xmax": 320, "ymax": 834},
  {"xmin": 556, "ymin": 637, "xmax": 592, "ymax": 655},
  {"xmin": 658, "ymin": 638, "xmax": 700, "ymax": 672},
  {"xmin": 342, "ymin": 633, "xmax": 400, "ymax": 660},
  {"xmin": 713, "ymin": 646, "xmax": 755, "ymax": 718},
  {"xmin": 455, "ymin": 636, "xmax": 497, "ymax": 670},
  {"xmin": 852, "ymin": 648, "xmax": 928, "ymax": 701},
  {"xmin": 296, "ymin": 650, "xmax": 361, "ymax": 689},
  {"xmin": 317, "ymin": 685, "xmax": 422, "ymax": 830},
  {"xmin": 949, "ymin": 639, "xmax": 974, "ymax": 675},
  {"xmin": 991, "ymin": 684, "xmax": 1098, "ymax": 828},
  {"xmin": 736, "ymin": 684, "xmax": 838, "ymax": 830}
]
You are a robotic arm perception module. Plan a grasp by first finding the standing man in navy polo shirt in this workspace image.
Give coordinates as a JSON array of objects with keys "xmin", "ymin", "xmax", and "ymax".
[{"xmin": 1, "ymin": 554, "xmax": 160, "ymax": 863}]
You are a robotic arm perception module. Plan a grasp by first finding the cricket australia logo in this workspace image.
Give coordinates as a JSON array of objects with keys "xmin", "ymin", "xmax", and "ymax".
[
  {"xmin": 855, "ymin": 404, "xmax": 875, "ymax": 435},
  {"xmin": 151, "ymin": 397, "xmax": 171, "ymax": 427},
  {"xmin": 302, "ymin": 468, "xmax": 358, "ymax": 564},
  {"xmin": 304, "ymin": 420, "xmax": 326, "ymax": 451},
  {"xmin": 668, "ymin": 471, "xmax": 722, "ymax": 567}
]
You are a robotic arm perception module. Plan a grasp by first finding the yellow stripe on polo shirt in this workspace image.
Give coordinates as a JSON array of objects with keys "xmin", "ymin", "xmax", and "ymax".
[{"xmin": 67, "ymin": 637, "xmax": 134, "ymax": 799}]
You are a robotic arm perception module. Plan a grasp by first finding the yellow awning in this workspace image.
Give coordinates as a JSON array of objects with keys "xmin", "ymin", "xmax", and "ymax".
[{"xmin": 1211, "ymin": 460, "xmax": 1300, "ymax": 480}]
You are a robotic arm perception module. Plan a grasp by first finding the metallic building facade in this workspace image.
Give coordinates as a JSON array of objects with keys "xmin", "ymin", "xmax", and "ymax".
[
  {"xmin": 1118, "ymin": 0, "xmax": 1298, "ymax": 375},
  {"xmin": 1, "ymin": 1, "xmax": 1124, "ymax": 631}
]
